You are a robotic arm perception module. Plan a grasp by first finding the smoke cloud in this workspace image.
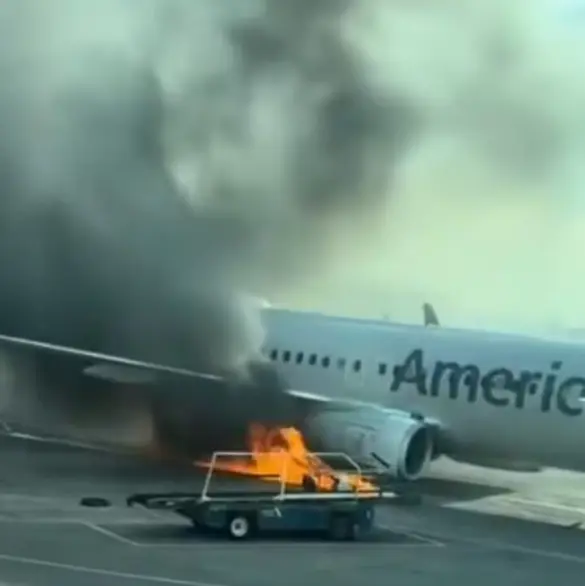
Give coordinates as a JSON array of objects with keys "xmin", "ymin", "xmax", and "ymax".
[
  {"xmin": 279, "ymin": 0, "xmax": 585, "ymax": 333},
  {"xmin": 0, "ymin": 0, "xmax": 414, "ymax": 443}
]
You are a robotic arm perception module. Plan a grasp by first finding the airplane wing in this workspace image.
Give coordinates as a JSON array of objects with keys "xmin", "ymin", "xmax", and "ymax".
[
  {"xmin": 0, "ymin": 301, "xmax": 443, "ymax": 392},
  {"xmin": 285, "ymin": 389, "xmax": 331, "ymax": 402},
  {"xmin": 0, "ymin": 332, "xmax": 224, "ymax": 386},
  {"xmin": 0, "ymin": 333, "xmax": 371, "ymax": 413}
]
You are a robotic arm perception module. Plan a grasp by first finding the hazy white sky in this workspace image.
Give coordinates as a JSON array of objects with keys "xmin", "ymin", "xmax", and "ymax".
[{"xmin": 278, "ymin": 0, "xmax": 585, "ymax": 332}]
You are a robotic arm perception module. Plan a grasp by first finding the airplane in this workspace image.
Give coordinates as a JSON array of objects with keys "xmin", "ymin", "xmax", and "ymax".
[{"xmin": 1, "ymin": 300, "xmax": 585, "ymax": 483}]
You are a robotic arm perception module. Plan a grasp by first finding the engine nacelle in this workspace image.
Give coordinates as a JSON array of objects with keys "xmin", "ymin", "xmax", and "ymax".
[{"xmin": 304, "ymin": 408, "xmax": 434, "ymax": 481}]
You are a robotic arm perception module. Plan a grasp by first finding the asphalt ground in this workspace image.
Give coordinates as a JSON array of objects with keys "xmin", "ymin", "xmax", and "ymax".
[{"xmin": 0, "ymin": 435, "xmax": 583, "ymax": 585}]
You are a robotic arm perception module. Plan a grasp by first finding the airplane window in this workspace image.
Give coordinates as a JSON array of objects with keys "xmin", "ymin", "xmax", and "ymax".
[
  {"xmin": 378, "ymin": 363, "xmax": 387, "ymax": 376},
  {"xmin": 295, "ymin": 352, "xmax": 304, "ymax": 364},
  {"xmin": 283, "ymin": 350, "xmax": 291, "ymax": 363},
  {"xmin": 270, "ymin": 349, "xmax": 278, "ymax": 361},
  {"xmin": 321, "ymin": 356, "xmax": 330, "ymax": 368},
  {"xmin": 337, "ymin": 357, "xmax": 346, "ymax": 370},
  {"xmin": 308, "ymin": 354, "xmax": 317, "ymax": 366},
  {"xmin": 353, "ymin": 359, "xmax": 362, "ymax": 372}
]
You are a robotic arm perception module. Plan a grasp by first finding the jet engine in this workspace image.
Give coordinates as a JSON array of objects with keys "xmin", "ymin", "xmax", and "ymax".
[{"xmin": 304, "ymin": 407, "xmax": 434, "ymax": 481}]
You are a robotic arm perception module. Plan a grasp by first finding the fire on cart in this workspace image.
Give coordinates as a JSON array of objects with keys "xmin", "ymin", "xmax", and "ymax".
[{"xmin": 126, "ymin": 450, "xmax": 406, "ymax": 541}]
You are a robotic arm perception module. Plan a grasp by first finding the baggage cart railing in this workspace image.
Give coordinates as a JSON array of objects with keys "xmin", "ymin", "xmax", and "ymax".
[{"xmin": 200, "ymin": 451, "xmax": 369, "ymax": 502}]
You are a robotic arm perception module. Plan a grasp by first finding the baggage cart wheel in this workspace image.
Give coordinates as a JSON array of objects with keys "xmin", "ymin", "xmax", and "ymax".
[
  {"xmin": 226, "ymin": 513, "xmax": 254, "ymax": 540},
  {"xmin": 328, "ymin": 514, "xmax": 356, "ymax": 541}
]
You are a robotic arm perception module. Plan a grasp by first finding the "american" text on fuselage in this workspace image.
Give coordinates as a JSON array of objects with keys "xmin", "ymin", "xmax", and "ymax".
[{"xmin": 390, "ymin": 349, "xmax": 585, "ymax": 417}]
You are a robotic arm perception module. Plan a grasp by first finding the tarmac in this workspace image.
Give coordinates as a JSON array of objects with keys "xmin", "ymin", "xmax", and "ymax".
[{"xmin": 0, "ymin": 434, "xmax": 584, "ymax": 586}]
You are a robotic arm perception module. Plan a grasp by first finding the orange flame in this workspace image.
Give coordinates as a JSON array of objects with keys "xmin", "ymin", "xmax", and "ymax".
[{"xmin": 197, "ymin": 423, "xmax": 376, "ymax": 492}]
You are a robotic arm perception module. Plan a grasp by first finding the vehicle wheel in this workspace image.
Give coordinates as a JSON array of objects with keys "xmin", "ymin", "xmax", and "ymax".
[
  {"xmin": 328, "ymin": 515, "xmax": 356, "ymax": 541},
  {"xmin": 227, "ymin": 514, "xmax": 254, "ymax": 540}
]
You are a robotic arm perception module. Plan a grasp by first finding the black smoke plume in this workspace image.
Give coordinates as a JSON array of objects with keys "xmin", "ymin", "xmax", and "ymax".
[{"xmin": 0, "ymin": 0, "xmax": 415, "ymax": 449}]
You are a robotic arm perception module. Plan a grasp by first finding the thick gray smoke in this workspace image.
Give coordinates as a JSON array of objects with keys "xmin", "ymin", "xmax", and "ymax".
[{"xmin": 0, "ymin": 0, "xmax": 414, "ymax": 443}]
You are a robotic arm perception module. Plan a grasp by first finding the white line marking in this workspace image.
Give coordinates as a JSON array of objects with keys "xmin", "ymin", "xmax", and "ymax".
[
  {"xmin": 126, "ymin": 540, "xmax": 442, "ymax": 550},
  {"xmin": 0, "ymin": 518, "xmax": 170, "ymax": 525},
  {"xmin": 379, "ymin": 527, "xmax": 444, "ymax": 548},
  {"xmin": 0, "ymin": 552, "xmax": 226, "ymax": 586},
  {"xmin": 0, "ymin": 428, "xmax": 153, "ymax": 457},
  {"xmin": 107, "ymin": 542, "xmax": 221, "ymax": 550},
  {"xmin": 0, "ymin": 492, "xmax": 69, "ymax": 503},
  {"xmin": 1, "ymin": 431, "xmax": 127, "ymax": 453},
  {"xmin": 83, "ymin": 523, "xmax": 140, "ymax": 546},
  {"xmin": 0, "ymin": 519, "xmax": 80, "ymax": 525},
  {"xmin": 388, "ymin": 523, "xmax": 585, "ymax": 564},
  {"xmin": 504, "ymin": 496, "xmax": 585, "ymax": 515}
]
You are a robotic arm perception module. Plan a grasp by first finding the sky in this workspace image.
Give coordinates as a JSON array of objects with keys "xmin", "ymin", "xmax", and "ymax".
[{"xmin": 276, "ymin": 0, "xmax": 585, "ymax": 333}]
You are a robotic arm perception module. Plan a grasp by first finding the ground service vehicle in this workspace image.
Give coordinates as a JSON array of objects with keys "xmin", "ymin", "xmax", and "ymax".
[{"xmin": 126, "ymin": 451, "xmax": 400, "ymax": 541}]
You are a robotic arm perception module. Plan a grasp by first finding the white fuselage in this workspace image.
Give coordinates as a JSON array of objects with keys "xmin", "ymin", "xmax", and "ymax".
[{"xmin": 260, "ymin": 308, "xmax": 585, "ymax": 472}]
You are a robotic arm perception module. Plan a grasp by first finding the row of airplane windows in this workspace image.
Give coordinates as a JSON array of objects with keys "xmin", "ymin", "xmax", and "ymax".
[{"xmin": 266, "ymin": 348, "xmax": 390, "ymax": 376}]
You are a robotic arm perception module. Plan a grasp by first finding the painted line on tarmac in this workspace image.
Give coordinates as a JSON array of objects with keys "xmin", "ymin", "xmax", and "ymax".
[
  {"xmin": 504, "ymin": 496, "xmax": 585, "ymax": 515},
  {"xmin": 0, "ymin": 551, "xmax": 228, "ymax": 586},
  {"xmin": 382, "ymin": 522, "xmax": 585, "ymax": 565}
]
